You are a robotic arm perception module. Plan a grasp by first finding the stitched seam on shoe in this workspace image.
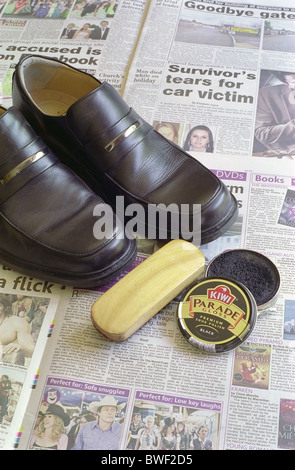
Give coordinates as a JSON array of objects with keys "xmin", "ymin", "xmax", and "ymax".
[
  {"xmin": 167, "ymin": 140, "xmax": 224, "ymax": 209},
  {"xmin": 160, "ymin": 138, "xmax": 225, "ymax": 207},
  {"xmin": 103, "ymin": 172, "xmax": 236, "ymax": 236},
  {"xmin": 106, "ymin": 164, "xmax": 230, "ymax": 228},
  {"xmin": 66, "ymin": 86, "xmax": 130, "ymax": 144},
  {"xmin": 106, "ymin": 136, "xmax": 189, "ymax": 198},
  {"xmin": 0, "ymin": 140, "xmax": 47, "ymax": 168},
  {"xmin": 140, "ymin": 159, "xmax": 186, "ymax": 198},
  {"xmin": 106, "ymin": 133, "xmax": 224, "ymax": 207},
  {"xmin": 84, "ymin": 108, "xmax": 138, "ymax": 143}
]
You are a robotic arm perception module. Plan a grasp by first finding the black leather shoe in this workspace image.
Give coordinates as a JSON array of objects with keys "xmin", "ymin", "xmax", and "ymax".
[
  {"xmin": 0, "ymin": 106, "xmax": 136, "ymax": 287},
  {"xmin": 12, "ymin": 55, "xmax": 238, "ymax": 244}
]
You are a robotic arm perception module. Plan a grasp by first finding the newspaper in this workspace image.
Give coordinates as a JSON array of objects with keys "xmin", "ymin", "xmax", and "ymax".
[{"xmin": 0, "ymin": 0, "xmax": 295, "ymax": 453}]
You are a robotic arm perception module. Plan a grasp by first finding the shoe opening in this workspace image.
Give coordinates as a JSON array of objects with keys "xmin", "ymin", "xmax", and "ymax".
[{"xmin": 19, "ymin": 56, "xmax": 100, "ymax": 116}]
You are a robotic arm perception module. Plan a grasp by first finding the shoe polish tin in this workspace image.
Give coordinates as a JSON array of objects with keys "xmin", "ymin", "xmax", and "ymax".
[
  {"xmin": 177, "ymin": 277, "xmax": 257, "ymax": 354},
  {"xmin": 205, "ymin": 249, "xmax": 281, "ymax": 311}
]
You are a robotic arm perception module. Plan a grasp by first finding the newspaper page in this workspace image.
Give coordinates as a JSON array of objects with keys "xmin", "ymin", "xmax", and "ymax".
[
  {"xmin": 9, "ymin": 154, "xmax": 294, "ymax": 452},
  {"xmin": 0, "ymin": 0, "xmax": 149, "ymax": 108},
  {"xmin": 0, "ymin": 268, "xmax": 72, "ymax": 450},
  {"xmin": 122, "ymin": 0, "xmax": 295, "ymax": 161}
]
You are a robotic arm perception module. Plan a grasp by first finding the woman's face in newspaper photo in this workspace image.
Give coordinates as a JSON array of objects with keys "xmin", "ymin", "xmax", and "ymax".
[{"xmin": 190, "ymin": 129, "xmax": 210, "ymax": 152}]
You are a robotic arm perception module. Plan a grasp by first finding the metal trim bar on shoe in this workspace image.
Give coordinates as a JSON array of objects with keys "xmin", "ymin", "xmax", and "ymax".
[
  {"xmin": 0, "ymin": 151, "xmax": 45, "ymax": 184},
  {"xmin": 104, "ymin": 122, "xmax": 141, "ymax": 152}
]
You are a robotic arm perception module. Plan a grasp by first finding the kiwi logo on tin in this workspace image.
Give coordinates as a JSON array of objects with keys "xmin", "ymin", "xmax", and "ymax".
[
  {"xmin": 187, "ymin": 282, "xmax": 246, "ymax": 332},
  {"xmin": 207, "ymin": 285, "xmax": 236, "ymax": 305}
]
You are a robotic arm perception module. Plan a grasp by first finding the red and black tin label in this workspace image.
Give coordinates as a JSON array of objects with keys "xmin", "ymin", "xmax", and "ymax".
[{"xmin": 177, "ymin": 277, "xmax": 257, "ymax": 354}]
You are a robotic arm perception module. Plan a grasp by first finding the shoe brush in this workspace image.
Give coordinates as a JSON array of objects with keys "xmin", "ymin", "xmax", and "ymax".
[{"xmin": 91, "ymin": 239, "xmax": 205, "ymax": 342}]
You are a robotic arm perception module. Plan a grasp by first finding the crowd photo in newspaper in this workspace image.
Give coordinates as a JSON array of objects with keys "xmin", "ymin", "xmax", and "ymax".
[{"xmin": 0, "ymin": 0, "xmax": 295, "ymax": 452}]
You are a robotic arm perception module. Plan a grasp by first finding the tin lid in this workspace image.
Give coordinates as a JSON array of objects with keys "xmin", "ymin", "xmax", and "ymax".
[
  {"xmin": 205, "ymin": 249, "xmax": 280, "ymax": 310},
  {"xmin": 177, "ymin": 277, "xmax": 257, "ymax": 354}
]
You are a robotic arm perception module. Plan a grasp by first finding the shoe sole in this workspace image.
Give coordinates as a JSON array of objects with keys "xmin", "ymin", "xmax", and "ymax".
[
  {"xmin": 0, "ymin": 240, "xmax": 137, "ymax": 288},
  {"xmin": 199, "ymin": 194, "xmax": 239, "ymax": 245}
]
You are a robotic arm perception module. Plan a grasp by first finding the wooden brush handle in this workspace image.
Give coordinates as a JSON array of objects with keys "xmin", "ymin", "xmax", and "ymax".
[{"xmin": 91, "ymin": 240, "xmax": 205, "ymax": 342}]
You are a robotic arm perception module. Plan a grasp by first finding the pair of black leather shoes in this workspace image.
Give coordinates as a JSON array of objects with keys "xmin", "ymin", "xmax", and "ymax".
[{"xmin": 0, "ymin": 55, "xmax": 238, "ymax": 287}]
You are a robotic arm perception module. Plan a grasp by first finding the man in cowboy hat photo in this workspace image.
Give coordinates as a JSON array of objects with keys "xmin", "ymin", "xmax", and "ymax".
[{"xmin": 72, "ymin": 395, "xmax": 122, "ymax": 450}]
